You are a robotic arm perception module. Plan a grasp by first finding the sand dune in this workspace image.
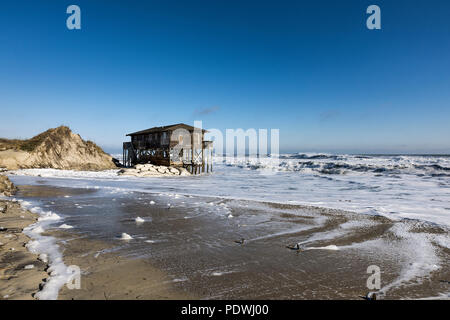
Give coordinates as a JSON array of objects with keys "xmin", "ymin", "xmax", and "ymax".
[{"xmin": 0, "ymin": 126, "xmax": 118, "ymax": 171}]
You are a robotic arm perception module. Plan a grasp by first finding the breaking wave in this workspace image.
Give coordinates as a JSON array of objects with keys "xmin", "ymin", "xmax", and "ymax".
[{"xmin": 219, "ymin": 154, "xmax": 450, "ymax": 177}]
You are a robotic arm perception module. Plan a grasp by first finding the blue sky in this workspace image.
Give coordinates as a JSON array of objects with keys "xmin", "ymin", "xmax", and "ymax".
[{"xmin": 1, "ymin": 0, "xmax": 449, "ymax": 154}]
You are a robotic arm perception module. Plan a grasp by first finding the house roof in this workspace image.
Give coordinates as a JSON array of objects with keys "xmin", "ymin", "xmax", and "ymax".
[{"xmin": 126, "ymin": 123, "xmax": 207, "ymax": 136}]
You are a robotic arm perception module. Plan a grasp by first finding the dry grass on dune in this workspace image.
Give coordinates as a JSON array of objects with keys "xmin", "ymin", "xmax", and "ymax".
[
  {"xmin": 0, "ymin": 126, "xmax": 118, "ymax": 171},
  {"xmin": 0, "ymin": 126, "xmax": 71, "ymax": 152}
]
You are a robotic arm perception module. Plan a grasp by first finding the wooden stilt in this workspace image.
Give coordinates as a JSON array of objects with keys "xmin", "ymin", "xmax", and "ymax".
[
  {"xmin": 209, "ymin": 148, "xmax": 212, "ymax": 173},
  {"xmin": 207, "ymin": 150, "xmax": 209, "ymax": 173},
  {"xmin": 191, "ymin": 132, "xmax": 194, "ymax": 174},
  {"xmin": 201, "ymin": 132, "xmax": 205, "ymax": 173}
]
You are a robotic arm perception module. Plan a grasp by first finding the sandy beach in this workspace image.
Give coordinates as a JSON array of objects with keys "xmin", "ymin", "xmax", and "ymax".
[
  {"xmin": 1, "ymin": 178, "xmax": 448, "ymax": 300},
  {"xmin": 0, "ymin": 198, "xmax": 193, "ymax": 300},
  {"xmin": 1, "ymin": 176, "xmax": 191, "ymax": 300},
  {"xmin": 54, "ymin": 231, "xmax": 193, "ymax": 300},
  {"xmin": 2, "ymin": 0, "xmax": 450, "ymax": 308},
  {"xmin": 0, "ymin": 199, "xmax": 47, "ymax": 299}
]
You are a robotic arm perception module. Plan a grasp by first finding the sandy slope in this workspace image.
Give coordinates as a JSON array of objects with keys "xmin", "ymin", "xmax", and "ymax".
[
  {"xmin": 0, "ymin": 126, "xmax": 117, "ymax": 171},
  {"xmin": 0, "ymin": 175, "xmax": 17, "ymax": 196}
]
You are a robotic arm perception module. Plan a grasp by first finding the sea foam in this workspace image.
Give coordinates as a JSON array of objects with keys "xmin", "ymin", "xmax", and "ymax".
[
  {"xmin": 120, "ymin": 233, "xmax": 133, "ymax": 240},
  {"xmin": 19, "ymin": 200, "xmax": 73, "ymax": 300},
  {"xmin": 135, "ymin": 217, "xmax": 145, "ymax": 223}
]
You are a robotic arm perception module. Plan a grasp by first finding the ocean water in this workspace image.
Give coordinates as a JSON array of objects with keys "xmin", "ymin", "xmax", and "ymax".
[
  {"xmin": 6, "ymin": 153, "xmax": 450, "ymax": 299},
  {"xmin": 11, "ymin": 153, "xmax": 450, "ymax": 227}
]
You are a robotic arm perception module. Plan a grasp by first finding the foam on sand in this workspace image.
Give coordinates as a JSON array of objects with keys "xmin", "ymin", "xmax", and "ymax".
[
  {"xmin": 58, "ymin": 224, "xmax": 73, "ymax": 229},
  {"xmin": 135, "ymin": 217, "xmax": 145, "ymax": 223},
  {"xmin": 378, "ymin": 223, "xmax": 441, "ymax": 296},
  {"xmin": 248, "ymin": 224, "xmax": 316, "ymax": 243},
  {"xmin": 30, "ymin": 226, "xmax": 45, "ymax": 234},
  {"xmin": 211, "ymin": 271, "xmax": 235, "ymax": 276},
  {"xmin": 39, "ymin": 253, "xmax": 48, "ymax": 263},
  {"xmin": 120, "ymin": 233, "xmax": 133, "ymax": 240},
  {"xmin": 341, "ymin": 223, "xmax": 443, "ymax": 297},
  {"xmin": 305, "ymin": 245, "xmax": 340, "ymax": 251},
  {"xmin": 18, "ymin": 200, "xmax": 73, "ymax": 300}
]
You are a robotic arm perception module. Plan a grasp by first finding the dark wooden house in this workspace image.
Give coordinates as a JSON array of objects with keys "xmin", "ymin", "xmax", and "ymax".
[{"xmin": 123, "ymin": 123, "xmax": 213, "ymax": 174}]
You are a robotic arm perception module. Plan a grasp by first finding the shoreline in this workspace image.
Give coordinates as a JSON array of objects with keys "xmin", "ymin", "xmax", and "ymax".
[
  {"xmin": 1, "ymin": 173, "xmax": 449, "ymax": 300},
  {"xmin": 6, "ymin": 166, "xmax": 450, "ymax": 229},
  {"xmin": 52, "ymin": 230, "xmax": 194, "ymax": 300},
  {"xmin": 0, "ymin": 199, "xmax": 47, "ymax": 299},
  {"xmin": 0, "ymin": 197, "xmax": 194, "ymax": 300}
]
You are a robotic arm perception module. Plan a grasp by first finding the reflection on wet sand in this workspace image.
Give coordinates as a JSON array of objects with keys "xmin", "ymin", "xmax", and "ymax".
[{"xmin": 14, "ymin": 184, "xmax": 450, "ymax": 300}]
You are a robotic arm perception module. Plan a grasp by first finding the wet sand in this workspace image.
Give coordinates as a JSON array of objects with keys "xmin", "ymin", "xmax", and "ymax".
[
  {"xmin": 0, "ymin": 200, "xmax": 47, "ymax": 299},
  {"xmin": 54, "ymin": 232, "xmax": 193, "ymax": 300},
  {"xmin": 7, "ymin": 184, "xmax": 450, "ymax": 300},
  {"xmin": 0, "ymin": 196, "xmax": 192, "ymax": 300}
]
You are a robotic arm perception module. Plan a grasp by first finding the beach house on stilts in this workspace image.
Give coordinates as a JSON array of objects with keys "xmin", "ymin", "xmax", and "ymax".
[{"xmin": 123, "ymin": 123, "xmax": 213, "ymax": 174}]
